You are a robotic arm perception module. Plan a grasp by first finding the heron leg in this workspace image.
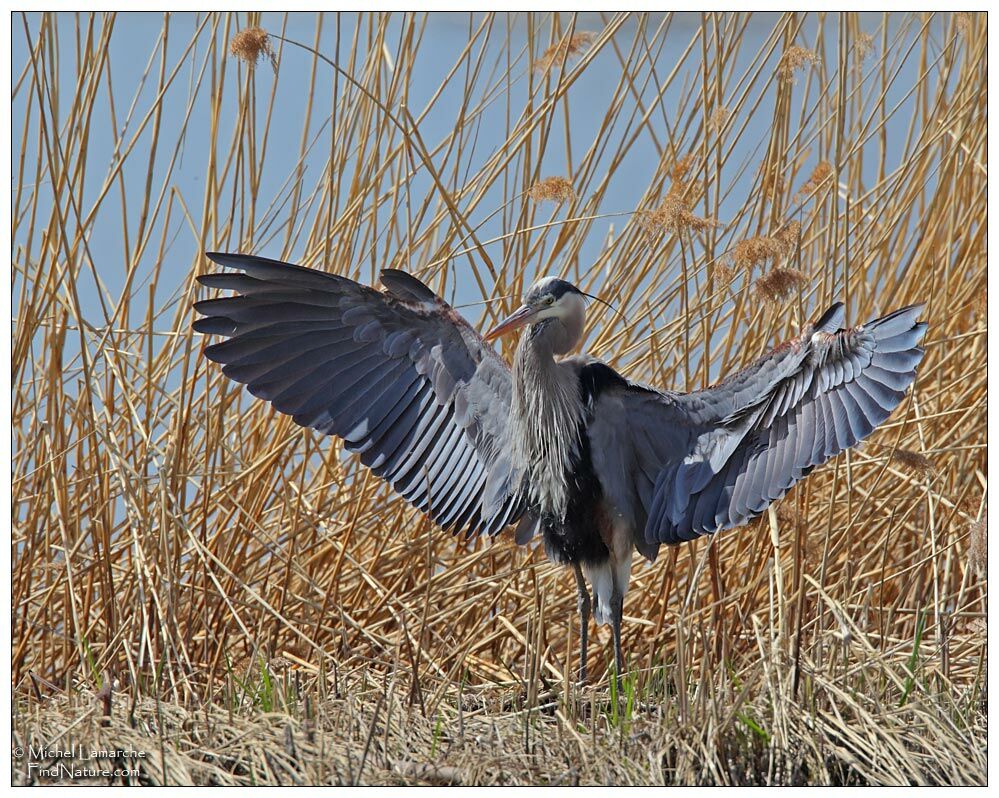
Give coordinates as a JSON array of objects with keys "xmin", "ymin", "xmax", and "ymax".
[
  {"xmin": 572, "ymin": 563, "xmax": 591, "ymax": 684},
  {"xmin": 610, "ymin": 589, "xmax": 625, "ymax": 686}
]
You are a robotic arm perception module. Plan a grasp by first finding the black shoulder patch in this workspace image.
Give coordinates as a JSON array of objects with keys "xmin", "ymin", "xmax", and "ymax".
[{"xmin": 578, "ymin": 361, "xmax": 628, "ymax": 404}]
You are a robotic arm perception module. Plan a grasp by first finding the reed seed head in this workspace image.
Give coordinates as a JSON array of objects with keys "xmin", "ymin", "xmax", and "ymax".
[
  {"xmin": 778, "ymin": 46, "xmax": 820, "ymax": 83},
  {"xmin": 670, "ymin": 153, "xmax": 696, "ymax": 184},
  {"xmin": 955, "ymin": 12, "xmax": 973, "ymax": 38},
  {"xmin": 754, "ymin": 267, "xmax": 807, "ymax": 304},
  {"xmin": 534, "ymin": 31, "xmax": 595, "ymax": 73},
  {"xmin": 732, "ymin": 221, "xmax": 800, "ymax": 271},
  {"xmin": 709, "ymin": 260, "xmax": 736, "ymax": 285},
  {"xmin": 796, "ymin": 161, "xmax": 834, "ymax": 200},
  {"xmin": 528, "ymin": 176, "xmax": 575, "ymax": 204},
  {"xmin": 637, "ymin": 203, "xmax": 717, "ymax": 237},
  {"xmin": 230, "ymin": 27, "xmax": 276, "ymax": 70},
  {"xmin": 707, "ymin": 106, "xmax": 730, "ymax": 136},
  {"xmin": 855, "ymin": 32, "xmax": 875, "ymax": 62},
  {"xmin": 638, "ymin": 154, "xmax": 717, "ymax": 237}
]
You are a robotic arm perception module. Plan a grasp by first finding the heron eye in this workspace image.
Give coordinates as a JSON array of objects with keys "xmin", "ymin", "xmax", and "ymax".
[{"xmin": 545, "ymin": 295, "xmax": 555, "ymax": 306}]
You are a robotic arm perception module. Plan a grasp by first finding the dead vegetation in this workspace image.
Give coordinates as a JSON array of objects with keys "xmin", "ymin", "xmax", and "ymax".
[
  {"xmin": 529, "ymin": 176, "xmax": 576, "ymax": 204},
  {"xmin": 11, "ymin": 11, "xmax": 986, "ymax": 785}
]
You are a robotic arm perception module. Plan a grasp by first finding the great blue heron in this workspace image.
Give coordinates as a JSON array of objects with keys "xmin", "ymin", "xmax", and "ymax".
[{"xmin": 194, "ymin": 252, "xmax": 926, "ymax": 682}]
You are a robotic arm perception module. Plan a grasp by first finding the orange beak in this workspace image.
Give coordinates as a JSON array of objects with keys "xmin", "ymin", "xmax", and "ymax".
[{"xmin": 485, "ymin": 304, "xmax": 539, "ymax": 341}]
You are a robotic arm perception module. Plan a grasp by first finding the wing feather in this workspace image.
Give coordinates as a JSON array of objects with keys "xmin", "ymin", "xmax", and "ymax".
[
  {"xmin": 642, "ymin": 303, "xmax": 926, "ymax": 543},
  {"xmin": 195, "ymin": 252, "xmax": 525, "ymax": 537}
]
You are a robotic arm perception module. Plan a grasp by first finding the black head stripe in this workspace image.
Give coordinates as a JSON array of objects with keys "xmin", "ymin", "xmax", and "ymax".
[{"xmin": 525, "ymin": 277, "xmax": 583, "ymax": 304}]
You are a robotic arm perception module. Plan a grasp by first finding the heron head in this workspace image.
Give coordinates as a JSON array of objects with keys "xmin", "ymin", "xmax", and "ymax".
[{"xmin": 485, "ymin": 276, "xmax": 587, "ymax": 344}]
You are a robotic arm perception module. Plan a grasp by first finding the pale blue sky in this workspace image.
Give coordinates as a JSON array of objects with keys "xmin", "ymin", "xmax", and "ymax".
[{"xmin": 12, "ymin": 11, "xmax": 955, "ymax": 390}]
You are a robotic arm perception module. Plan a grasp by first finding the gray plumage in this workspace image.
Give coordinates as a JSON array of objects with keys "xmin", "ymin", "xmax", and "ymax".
[
  {"xmin": 195, "ymin": 253, "xmax": 524, "ymax": 539},
  {"xmin": 194, "ymin": 252, "xmax": 926, "ymax": 682}
]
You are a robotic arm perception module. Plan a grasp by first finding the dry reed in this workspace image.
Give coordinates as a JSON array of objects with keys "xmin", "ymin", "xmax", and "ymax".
[
  {"xmin": 534, "ymin": 31, "xmax": 595, "ymax": 72},
  {"xmin": 11, "ymin": 11, "xmax": 986, "ymax": 786},
  {"xmin": 731, "ymin": 221, "xmax": 800, "ymax": 271},
  {"xmin": 638, "ymin": 154, "xmax": 716, "ymax": 236},
  {"xmin": 230, "ymin": 26, "xmax": 277, "ymax": 71},
  {"xmin": 754, "ymin": 266, "xmax": 808, "ymax": 304},
  {"xmin": 528, "ymin": 176, "xmax": 576, "ymax": 204},
  {"xmin": 795, "ymin": 161, "xmax": 833, "ymax": 201},
  {"xmin": 707, "ymin": 106, "xmax": 730, "ymax": 135},
  {"xmin": 778, "ymin": 45, "xmax": 819, "ymax": 83}
]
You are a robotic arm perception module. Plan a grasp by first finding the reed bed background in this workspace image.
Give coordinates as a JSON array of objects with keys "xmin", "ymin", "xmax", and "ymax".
[{"xmin": 11, "ymin": 11, "xmax": 987, "ymax": 785}]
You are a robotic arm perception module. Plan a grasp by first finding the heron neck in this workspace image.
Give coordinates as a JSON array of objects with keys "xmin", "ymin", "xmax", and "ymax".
[
  {"xmin": 525, "ymin": 317, "xmax": 578, "ymax": 358},
  {"xmin": 514, "ymin": 323, "xmax": 556, "ymax": 382},
  {"xmin": 510, "ymin": 322, "xmax": 585, "ymax": 519}
]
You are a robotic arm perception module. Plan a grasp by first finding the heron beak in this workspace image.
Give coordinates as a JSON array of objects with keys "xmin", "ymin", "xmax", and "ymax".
[{"xmin": 485, "ymin": 304, "xmax": 538, "ymax": 341}]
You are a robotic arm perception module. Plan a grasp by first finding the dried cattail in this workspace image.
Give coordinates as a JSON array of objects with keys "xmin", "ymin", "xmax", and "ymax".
[
  {"xmin": 795, "ymin": 161, "xmax": 834, "ymax": 200},
  {"xmin": 528, "ymin": 176, "xmax": 575, "ymax": 204},
  {"xmin": 778, "ymin": 46, "xmax": 819, "ymax": 83},
  {"xmin": 230, "ymin": 27, "xmax": 277, "ymax": 71},
  {"xmin": 968, "ymin": 514, "xmax": 986, "ymax": 575},
  {"xmin": 707, "ymin": 106, "xmax": 730, "ymax": 135},
  {"xmin": 731, "ymin": 222, "xmax": 800, "ymax": 271},
  {"xmin": 754, "ymin": 267, "xmax": 807, "ymax": 304},
  {"xmin": 890, "ymin": 448, "xmax": 934, "ymax": 477},
  {"xmin": 534, "ymin": 31, "xmax": 595, "ymax": 73}
]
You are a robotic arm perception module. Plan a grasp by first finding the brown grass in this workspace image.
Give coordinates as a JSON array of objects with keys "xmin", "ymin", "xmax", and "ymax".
[{"xmin": 11, "ymin": 11, "xmax": 986, "ymax": 785}]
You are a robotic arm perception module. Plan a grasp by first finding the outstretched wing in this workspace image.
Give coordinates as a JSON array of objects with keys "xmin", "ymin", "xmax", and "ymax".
[
  {"xmin": 194, "ymin": 252, "xmax": 525, "ymax": 538},
  {"xmin": 651, "ymin": 302, "xmax": 927, "ymax": 543},
  {"xmin": 587, "ymin": 302, "xmax": 926, "ymax": 551}
]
